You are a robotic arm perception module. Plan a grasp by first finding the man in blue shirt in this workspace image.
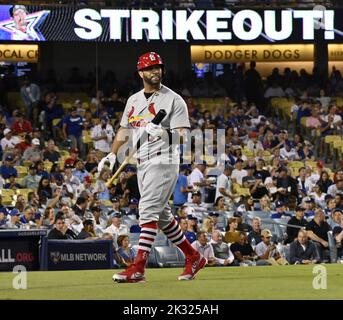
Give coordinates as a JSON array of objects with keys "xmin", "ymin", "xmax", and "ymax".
[
  {"xmin": 0, "ymin": 155, "xmax": 18, "ymax": 179},
  {"xmin": 173, "ymin": 165, "xmax": 192, "ymax": 209},
  {"xmin": 62, "ymin": 106, "xmax": 84, "ymax": 157}
]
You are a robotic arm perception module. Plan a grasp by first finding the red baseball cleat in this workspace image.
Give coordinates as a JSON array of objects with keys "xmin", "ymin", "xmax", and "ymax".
[
  {"xmin": 112, "ymin": 264, "xmax": 145, "ymax": 283},
  {"xmin": 178, "ymin": 253, "xmax": 207, "ymax": 281}
]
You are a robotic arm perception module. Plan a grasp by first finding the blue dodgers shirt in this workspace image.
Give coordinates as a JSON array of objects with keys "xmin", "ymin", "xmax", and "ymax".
[
  {"xmin": 62, "ymin": 115, "xmax": 83, "ymax": 137},
  {"xmin": 173, "ymin": 174, "xmax": 188, "ymax": 205}
]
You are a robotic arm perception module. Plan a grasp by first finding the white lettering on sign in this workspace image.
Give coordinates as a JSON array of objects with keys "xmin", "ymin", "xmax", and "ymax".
[{"xmin": 73, "ymin": 9, "xmax": 335, "ymax": 41}]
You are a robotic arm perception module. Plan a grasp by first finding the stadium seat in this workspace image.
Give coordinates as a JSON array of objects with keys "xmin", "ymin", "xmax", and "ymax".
[
  {"xmin": 153, "ymin": 232, "xmax": 169, "ymax": 247},
  {"xmin": 153, "ymin": 246, "xmax": 185, "ymax": 268},
  {"xmin": 15, "ymin": 166, "xmax": 28, "ymax": 178},
  {"xmin": 0, "ymin": 189, "xmax": 16, "ymax": 197}
]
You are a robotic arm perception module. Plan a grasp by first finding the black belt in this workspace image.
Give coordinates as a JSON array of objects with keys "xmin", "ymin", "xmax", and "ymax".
[{"xmin": 137, "ymin": 151, "xmax": 162, "ymax": 165}]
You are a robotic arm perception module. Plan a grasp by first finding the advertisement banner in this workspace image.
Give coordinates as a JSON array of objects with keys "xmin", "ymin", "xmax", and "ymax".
[
  {"xmin": 46, "ymin": 240, "xmax": 114, "ymax": 271},
  {"xmin": 191, "ymin": 44, "xmax": 314, "ymax": 62},
  {"xmin": 0, "ymin": 44, "xmax": 38, "ymax": 62},
  {"xmin": 0, "ymin": 5, "xmax": 343, "ymax": 43},
  {"xmin": 0, "ymin": 230, "xmax": 46, "ymax": 271}
]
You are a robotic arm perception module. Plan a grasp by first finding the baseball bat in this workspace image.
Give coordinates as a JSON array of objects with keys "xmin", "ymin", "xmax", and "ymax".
[{"xmin": 105, "ymin": 109, "xmax": 167, "ymax": 187}]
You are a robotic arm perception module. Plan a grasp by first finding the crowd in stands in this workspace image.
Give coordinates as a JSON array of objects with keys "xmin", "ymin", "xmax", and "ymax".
[{"xmin": 0, "ymin": 60, "xmax": 343, "ymax": 268}]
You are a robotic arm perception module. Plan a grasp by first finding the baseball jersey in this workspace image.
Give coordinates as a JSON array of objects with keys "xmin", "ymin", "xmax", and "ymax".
[{"xmin": 120, "ymin": 84, "xmax": 190, "ymax": 161}]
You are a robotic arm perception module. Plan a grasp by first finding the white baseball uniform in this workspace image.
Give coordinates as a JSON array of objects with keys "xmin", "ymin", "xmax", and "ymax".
[{"xmin": 120, "ymin": 84, "xmax": 190, "ymax": 228}]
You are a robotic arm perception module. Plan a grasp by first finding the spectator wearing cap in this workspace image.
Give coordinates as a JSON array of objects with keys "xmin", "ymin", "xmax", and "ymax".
[
  {"xmin": 280, "ymin": 140, "xmax": 299, "ymax": 161},
  {"xmin": 0, "ymin": 155, "xmax": 17, "ymax": 179},
  {"xmin": 173, "ymin": 164, "xmax": 193, "ymax": 208},
  {"xmin": 1, "ymin": 128, "xmax": 20, "ymax": 153},
  {"xmin": 124, "ymin": 165, "xmax": 140, "ymax": 201},
  {"xmin": 327, "ymin": 179, "xmax": 343, "ymax": 198},
  {"xmin": 75, "ymin": 175, "xmax": 94, "ymax": 199},
  {"xmin": 185, "ymin": 191, "xmax": 207, "ymax": 218},
  {"xmin": 302, "ymin": 197, "xmax": 315, "ymax": 219},
  {"xmin": 285, "ymin": 206, "xmax": 308, "ymax": 244},
  {"xmin": 63, "ymin": 163, "xmax": 81, "ymax": 196},
  {"xmin": 185, "ymin": 211, "xmax": 199, "ymax": 243},
  {"xmin": 43, "ymin": 139, "xmax": 60, "ymax": 163},
  {"xmin": 104, "ymin": 211, "xmax": 129, "ymax": 249},
  {"xmin": 111, "ymin": 196, "xmax": 125, "ymax": 215},
  {"xmin": 12, "ymin": 112, "xmax": 32, "ymax": 136},
  {"xmin": 210, "ymin": 230, "xmax": 237, "ymax": 266},
  {"xmin": 306, "ymin": 209, "xmax": 331, "ymax": 261},
  {"xmin": 276, "ymin": 166, "xmax": 298, "ymax": 202},
  {"xmin": 4, "ymin": 173, "xmax": 21, "ymax": 190},
  {"xmin": 22, "ymin": 138, "xmax": 43, "ymax": 163},
  {"xmin": 208, "ymin": 211, "xmax": 223, "ymax": 231},
  {"xmin": 191, "ymin": 231, "xmax": 216, "ymax": 266},
  {"xmin": 6, "ymin": 209, "xmax": 21, "ymax": 229},
  {"xmin": 187, "ymin": 163, "xmax": 212, "ymax": 202},
  {"xmin": 231, "ymin": 159, "xmax": 248, "ymax": 186},
  {"xmin": 127, "ymin": 198, "xmax": 139, "ymax": 218},
  {"xmin": 289, "ymin": 229, "xmax": 320, "ymax": 264},
  {"xmin": 246, "ymin": 131, "xmax": 263, "ymax": 152},
  {"xmin": 90, "ymin": 115, "xmax": 115, "ymax": 155},
  {"xmin": 255, "ymin": 229, "xmax": 288, "ymax": 265},
  {"xmin": 327, "ymin": 209, "xmax": 342, "ymax": 229},
  {"xmin": 62, "ymin": 106, "xmax": 84, "ymax": 157},
  {"xmin": 270, "ymin": 200, "xmax": 292, "ymax": 219},
  {"xmin": 72, "ymin": 159, "xmax": 90, "ymax": 183}
]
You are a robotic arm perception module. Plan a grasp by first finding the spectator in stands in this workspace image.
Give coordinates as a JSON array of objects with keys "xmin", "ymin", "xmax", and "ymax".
[
  {"xmin": 21, "ymin": 164, "xmax": 40, "ymax": 189},
  {"xmin": 116, "ymin": 234, "xmax": 136, "ymax": 268},
  {"xmin": 64, "ymin": 148, "xmax": 79, "ymax": 167},
  {"xmin": 333, "ymin": 219, "xmax": 343, "ymax": 259},
  {"xmin": 19, "ymin": 206, "xmax": 35, "ymax": 227},
  {"xmin": 187, "ymin": 163, "xmax": 211, "ymax": 202},
  {"xmin": 1, "ymin": 128, "xmax": 20, "ymax": 155},
  {"xmin": 4, "ymin": 174, "xmax": 21, "ymax": 190},
  {"xmin": 124, "ymin": 165, "xmax": 140, "ymax": 202},
  {"xmin": 78, "ymin": 219, "xmax": 98, "ymax": 240},
  {"xmin": 185, "ymin": 213, "xmax": 198, "ymax": 243},
  {"xmin": 317, "ymin": 171, "xmax": 333, "ymax": 194},
  {"xmin": 0, "ymin": 155, "xmax": 18, "ymax": 180},
  {"xmin": 0, "ymin": 209, "xmax": 7, "ymax": 228},
  {"xmin": 237, "ymin": 196, "xmax": 255, "ymax": 213},
  {"xmin": 215, "ymin": 165, "xmax": 235, "ymax": 203},
  {"xmin": 104, "ymin": 211, "xmax": 129, "ymax": 249},
  {"xmin": 327, "ymin": 179, "xmax": 343, "ymax": 197},
  {"xmin": 297, "ymin": 167, "xmax": 314, "ymax": 198},
  {"xmin": 22, "ymin": 138, "xmax": 43, "ymax": 164},
  {"xmin": 62, "ymin": 106, "xmax": 84, "ymax": 157},
  {"xmin": 72, "ymin": 159, "xmax": 89, "ymax": 183},
  {"xmin": 43, "ymin": 139, "xmax": 60, "ymax": 163},
  {"xmin": 47, "ymin": 215, "xmax": 69, "ymax": 239},
  {"xmin": 93, "ymin": 168, "xmax": 110, "ymax": 201},
  {"xmin": 201, "ymin": 218, "xmax": 214, "ymax": 236},
  {"xmin": 231, "ymin": 232, "xmax": 261, "ymax": 266},
  {"xmin": 213, "ymin": 196, "xmax": 230, "ymax": 212},
  {"xmin": 90, "ymin": 115, "xmax": 115, "ymax": 155},
  {"xmin": 12, "ymin": 112, "xmax": 32, "ymax": 136},
  {"xmin": 173, "ymin": 164, "xmax": 193, "ymax": 208},
  {"xmin": 306, "ymin": 208, "xmax": 331, "ymax": 261},
  {"xmin": 302, "ymin": 197, "xmax": 315, "ymax": 219},
  {"xmin": 285, "ymin": 206, "xmax": 308, "ymax": 244},
  {"xmin": 280, "ymin": 141, "xmax": 299, "ymax": 161},
  {"xmin": 246, "ymin": 131, "xmax": 263, "ymax": 152},
  {"xmin": 185, "ymin": 191, "xmax": 207, "ymax": 217},
  {"xmin": 231, "ymin": 159, "xmax": 247, "ymax": 185},
  {"xmin": 327, "ymin": 209, "xmax": 342, "ymax": 229},
  {"xmin": 37, "ymin": 176, "xmax": 53, "ymax": 199},
  {"xmin": 271, "ymin": 200, "xmax": 292, "ymax": 219},
  {"xmin": 276, "ymin": 166, "xmax": 298, "ymax": 202},
  {"xmin": 224, "ymin": 217, "xmax": 240, "ymax": 244},
  {"xmin": 191, "ymin": 231, "xmax": 216, "ymax": 266},
  {"xmin": 324, "ymin": 195, "xmax": 336, "ymax": 218},
  {"xmin": 20, "ymin": 77, "xmax": 40, "ymax": 122},
  {"xmin": 42, "ymin": 92, "xmax": 64, "ymax": 137},
  {"xmin": 289, "ymin": 229, "xmax": 320, "ymax": 264},
  {"xmin": 85, "ymin": 150, "xmax": 99, "ymax": 175},
  {"xmin": 259, "ymin": 195, "xmax": 272, "ymax": 212},
  {"xmin": 255, "ymin": 229, "xmax": 288, "ymax": 265},
  {"xmin": 264, "ymin": 82, "xmax": 285, "ymax": 99},
  {"xmin": 42, "ymin": 206, "xmax": 55, "ymax": 229},
  {"xmin": 71, "ymin": 196, "xmax": 88, "ymax": 218},
  {"xmin": 210, "ymin": 230, "xmax": 237, "ymax": 267},
  {"xmin": 179, "ymin": 217, "xmax": 188, "ymax": 233},
  {"xmin": 248, "ymin": 217, "xmax": 262, "ymax": 246},
  {"xmin": 6, "ymin": 208, "xmax": 21, "ymax": 229}
]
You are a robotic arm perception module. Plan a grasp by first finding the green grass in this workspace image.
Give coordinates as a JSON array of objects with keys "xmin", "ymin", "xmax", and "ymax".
[{"xmin": 0, "ymin": 265, "xmax": 342, "ymax": 300}]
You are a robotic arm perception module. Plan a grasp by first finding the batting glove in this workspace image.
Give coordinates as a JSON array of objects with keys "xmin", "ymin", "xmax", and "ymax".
[
  {"xmin": 145, "ymin": 122, "xmax": 164, "ymax": 138},
  {"xmin": 97, "ymin": 152, "xmax": 116, "ymax": 172}
]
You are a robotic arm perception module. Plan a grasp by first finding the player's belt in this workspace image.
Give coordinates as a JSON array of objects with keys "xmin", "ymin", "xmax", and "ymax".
[{"xmin": 137, "ymin": 151, "xmax": 162, "ymax": 165}]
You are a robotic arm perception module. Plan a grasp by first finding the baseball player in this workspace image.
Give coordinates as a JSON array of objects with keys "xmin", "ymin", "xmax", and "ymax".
[{"xmin": 97, "ymin": 52, "xmax": 206, "ymax": 283}]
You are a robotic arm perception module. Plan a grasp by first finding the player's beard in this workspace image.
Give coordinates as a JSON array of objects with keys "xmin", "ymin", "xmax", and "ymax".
[{"xmin": 143, "ymin": 73, "xmax": 161, "ymax": 87}]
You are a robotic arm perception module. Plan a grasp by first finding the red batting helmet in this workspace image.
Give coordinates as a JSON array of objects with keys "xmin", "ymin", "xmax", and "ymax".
[{"xmin": 137, "ymin": 52, "xmax": 164, "ymax": 71}]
